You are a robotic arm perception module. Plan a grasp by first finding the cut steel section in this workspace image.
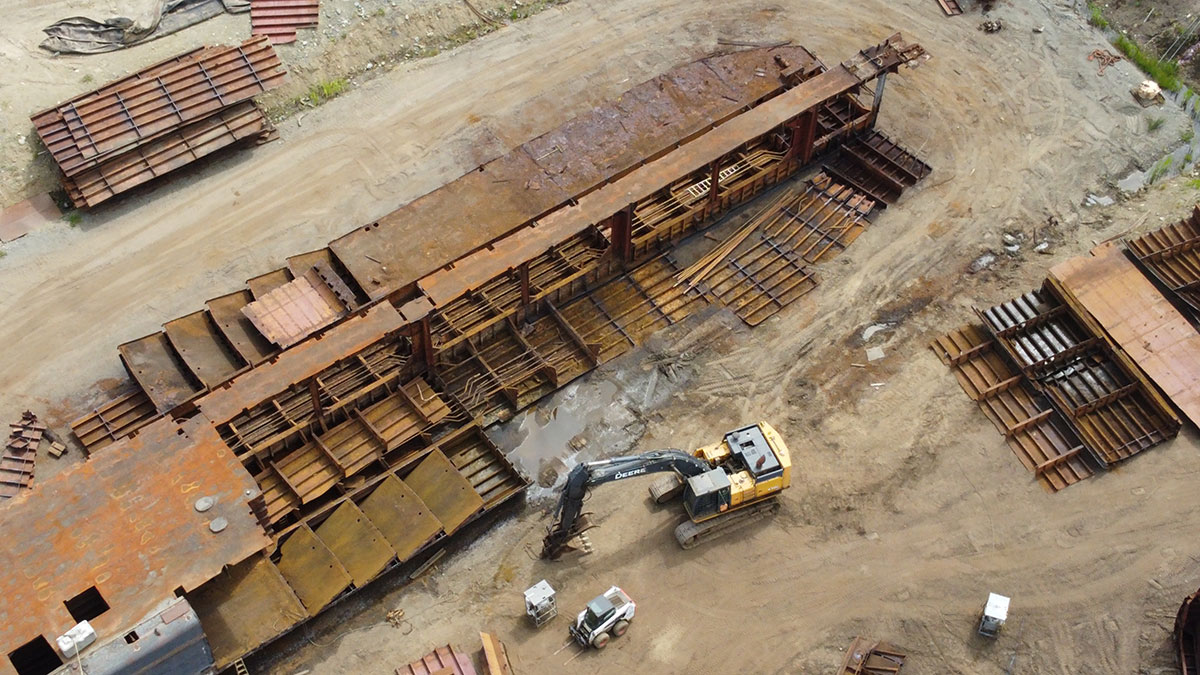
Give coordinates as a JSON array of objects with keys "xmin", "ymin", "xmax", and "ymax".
[
  {"xmin": 931, "ymin": 324, "xmax": 1093, "ymax": 491},
  {"xmin": 1127, "ymin": 205, "xmax": 1200, "ymax": 321},
  {"xmin": 838, "ymin": 636, "xmax": 907, "ymax": 674},
  {"xmin": 251, "ymin": 0, "xmax": 320, "ymax": 44}
]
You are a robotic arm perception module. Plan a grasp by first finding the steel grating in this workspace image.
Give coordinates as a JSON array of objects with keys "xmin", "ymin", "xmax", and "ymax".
[
  {"xmin": 1127, "ymin": 205, "xmax": 1200, "ymax": 320},
  {"xmin": 931, "ymin": 324, "xmax": 1093, "ymax": 491},
  {"xmin": 977, "ymin": 285, "xmax": 1179, "ymax": 467},
  {"xmin": 823, "ymin": 130, "xmax": 932, "ymax": 208}
]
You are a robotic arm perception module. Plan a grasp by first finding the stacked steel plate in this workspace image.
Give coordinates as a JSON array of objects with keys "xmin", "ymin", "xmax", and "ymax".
[{"xmin": 31, "ymin": 36, "xmax": 286, "ymax": 208}]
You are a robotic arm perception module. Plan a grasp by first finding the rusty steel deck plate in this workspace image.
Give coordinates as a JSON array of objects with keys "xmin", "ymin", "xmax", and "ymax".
[
  {"xmin": 207, "ymin": 289, "xmax": 278, "ymax": 365},
  {"xmin": 331, "ymin": 150, "xmax": 571, "ymax": 301},
  {"xmin": 521, "ymin": 46, "xmax": 821, "ymax": 197},
  {"xmin": 0, "ymin": 193, "xmax": 60, "ymax": 243},
  {"xmin": 314, "ymin": 500, "xmax": 396, "ymax": 586},
  {"xmin": 838, "ymin": 636, "xmax": 906, "ymax": 674},
  {"xmin": 0, "ymin": 416, "xmax": 269, "ymax": 660},
  {"xmin": 118, "ymin": 330, "xmax": 204, "ymax": 412},
  {"xmin": 1049, "ymin": 242, "xmax": 1200, "ymax": 428},
  {"xmin": 247, "ymin": 267, "xmax": 295, "ymax": 298},
  {"xmin": 359, "ymin": 474, "xmax": 444, "ymax": 561},
  {"xmin": 251, "ymin": 0, "xmax": 320, "ymax": 44},
  {"xmin": 188, "ymin": 554, "xmax": 307, "ymax": 670},
  {"xmin": 1178, "ymin": 587, "xmax": 1200, "ymax": 675},
  {"xmin": 404, "ymin": 449, "xmax": 484, "ymax": 535},
  {"xmin": 164, "ymin": 310, "xmax": 247, "ymax": 389},
  {"xmin": 275, "ymin": 523, "xmax": 353, "ymax": 615},
  {"xmin": 397, "ymin": 644, "xmax": 478, "ymax": 675},
  {"xmin": 243, "ymin": 267, "xmax": 347, "ymax": 347},
  {"xmin": 197, "ymin": 303, "xmax": 404, "ymax": 423}
]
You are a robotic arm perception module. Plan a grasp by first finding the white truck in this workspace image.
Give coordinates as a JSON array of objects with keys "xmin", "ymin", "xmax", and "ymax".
[{"xmin": 569, "ymin": 586, "xmax": 636, "ymax": 649}]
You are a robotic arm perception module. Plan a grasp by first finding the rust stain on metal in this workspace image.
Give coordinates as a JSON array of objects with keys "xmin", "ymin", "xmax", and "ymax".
[
  {"xmin": 1127, "ymin": 205, "xmax": 1200, "ymax": 321},
  {"xmin": 0, "ymin": 416, "xmax": 269, "ymax": 660},
  {"xmin": 404, "ymin": 449, "xmax": 484, "ymax": 534},
  {"xmin": 69, "ymin": 388, "xmax": 156, "ymax": 454},
  {"xmin": 164, "ymin": 310, "xmax": 248, "ymax": 389},
  {"xmin": 396, "ymin": 644, "xmax": 478, "ymax": 675},
  {"xmin": 0, "ymin": 193, "xmax": 60, "ymax": 243},
  {"xmin": 197, "ymin": 303, "xmax": 405, "ymax": 423},
  {"xmin": 1050, "ymin": 242, "xmax": 1200, "ymax": 427},
  {"xmin": 251, "ymin": 0, "xmax": 320, "ymax": 44},
  {"xmin": 118, "ymin": 331, "xmax": 204, "ymax": 412},
  {"xmin": 243, "ymin": 267, "xmax": 348, "ymax": 348},
  {"xmin": 359, "ymin": 474, "xmax": 444, "ymax": 561}
]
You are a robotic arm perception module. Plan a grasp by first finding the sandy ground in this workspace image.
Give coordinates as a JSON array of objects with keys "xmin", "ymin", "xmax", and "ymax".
[{"xmin": 3, "ymin": 0, "xmax": 1200, "ymax": 672}]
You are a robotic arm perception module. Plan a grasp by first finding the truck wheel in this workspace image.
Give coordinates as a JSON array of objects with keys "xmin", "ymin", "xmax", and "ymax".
[
  {"xmin": 592, "ymin": 632, "xmax": 610, "ymax": 649},
  {"xmin": 613, "ymin": 620, "xmax": 629, "ymax": 637}
]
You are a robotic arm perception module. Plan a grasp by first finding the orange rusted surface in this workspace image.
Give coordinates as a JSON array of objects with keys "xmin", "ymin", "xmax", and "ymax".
[
  {"xmin": 1050, "ymin": 242, "xmax": 1200, "ymax": 427},
  {"xmin": 197, "ymin": 303, "xmax": 405, "ymax": 424},
  {"xmin": 0, "ymin": 415, "xmax": 267, "ymax": 673}
]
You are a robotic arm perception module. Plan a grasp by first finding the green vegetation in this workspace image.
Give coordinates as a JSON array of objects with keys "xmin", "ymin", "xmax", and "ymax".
[
  {"xmin": 306, "ymin": 78, "xmax": 349, "ymax": 105},
  {"xmin": 1190, "ymin": 178, "xmax": 1200, "ymax": 189},
  {"xmin": 1147, "ymin": 116, "xmax": 1166, "ymax": 132},
  {"xmin": 64, "ymin": 211, "xmax": 81, "ymax": 227},
  {"xmin": 80, "ymin": 73, "xmax": 93, "ymax": 84},
  {"xmin": 1088, "ymin": 3, "xmax": 1108, "ymax": 29},
  {"xmin": 1113, "ymin": 34, "xmax": 1182, "ymax": 92},
  {"xmin": 1148, "ymin": 155, "xmax": 1173, "ymax": 183},
  {"xmin": 1183, "ymin": 129, "xmax": 1195, "ymax": 143}
]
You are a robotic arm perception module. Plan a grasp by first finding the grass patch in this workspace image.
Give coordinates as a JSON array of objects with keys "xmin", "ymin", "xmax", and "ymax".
[
  {"xmin": 1113, "ymin": 34, "xmax": 1182, "ymax": 92},
  {"xmin": 1190, "ymin": 178, "xmax": 1200, "ymax": 189},
  {"xmin": 63, "ymin": 211, "xmax": 81, "ymax": 227},
  {"xmin": 80, "ymin": 73, "xmax": 93, "ymax": 84},
  {"xmin": 1184, "ymin": 129, "xmax": 1195, "ymax": 143},
  {"xmin": 306, "ymin": 78, "xmax": 349, "ymax": 105},
  {"xmin": 0, "ymin": 249, "xmax": 6, "ymax": 259},
  {"xmin": 1148, "ymin": 155, "xmax": 1173, "ymax": 183},
  {"xmin": 1147, "ymin": 116, "xmax": 1166, "ymax": 132},
  {"xmin": 1088, "ymin": 2, "xmax": 1108, "ymax": 29}
]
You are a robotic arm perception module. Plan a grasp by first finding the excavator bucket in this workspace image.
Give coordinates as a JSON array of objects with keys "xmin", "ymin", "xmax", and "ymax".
[{"xmin": 541, "ymin": 513, "xmax": 596, "ymax": 560}]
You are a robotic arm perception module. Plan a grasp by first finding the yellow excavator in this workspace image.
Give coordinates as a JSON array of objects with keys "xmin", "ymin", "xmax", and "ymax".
[{"xmin": 541, "ymin": 422, "xmax": 792, "ymax": 559}]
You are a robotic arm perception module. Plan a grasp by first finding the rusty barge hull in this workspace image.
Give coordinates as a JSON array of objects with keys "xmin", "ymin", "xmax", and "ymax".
[{"xmin": 14, "ymin": 36, "xmax": 932, "ymax": 675}]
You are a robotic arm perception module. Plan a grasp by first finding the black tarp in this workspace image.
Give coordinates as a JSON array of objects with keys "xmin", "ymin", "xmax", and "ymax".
[{"xmin": 41, "ymin": 0, "xmax": 249, "ymax": 55}]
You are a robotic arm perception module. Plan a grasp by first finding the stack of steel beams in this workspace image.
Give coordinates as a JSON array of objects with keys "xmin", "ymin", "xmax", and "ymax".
[{"xmin": 31, "ymin": 37, "xmax": 285, "ymax": 208}]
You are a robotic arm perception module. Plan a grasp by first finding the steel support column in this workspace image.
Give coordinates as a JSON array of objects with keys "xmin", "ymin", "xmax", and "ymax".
[{"xmin": 610, "ymin": 206, "xmax": 634, "ymax": 264}]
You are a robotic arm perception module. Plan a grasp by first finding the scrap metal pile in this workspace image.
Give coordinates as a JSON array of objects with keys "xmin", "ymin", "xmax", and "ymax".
[
  {"xmin": 31, "ymin": 36, "xmax": 285, "ymax": 209},
  {"xmin": 933, "ymin": 210, "xmax": 1200, "ymax": 492},
  {"xmin": 1, "ymin": 412, "xmax": 43, "ymax": 499},
  {"xmin": 838, "ymin": 636, "xmax": 906, "ymax": 674},
  {"xmin": 2, "ymin": 36, "xmax": 933, "ymax": 675}
]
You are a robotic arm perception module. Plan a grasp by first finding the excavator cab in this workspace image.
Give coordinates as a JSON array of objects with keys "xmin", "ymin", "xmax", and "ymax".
[{"xmin": 681, "ymin": 468, "xmax": 732, "ymax": 520}]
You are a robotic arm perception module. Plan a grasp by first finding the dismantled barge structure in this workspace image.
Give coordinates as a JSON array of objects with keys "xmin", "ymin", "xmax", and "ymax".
[
  {"xmin": 933, "ymin": 210, "xmax": 1200, "ymax": 492},
  {"xmin": 1, "ymin": 35, "xmax": 930, "ymax": 675}
]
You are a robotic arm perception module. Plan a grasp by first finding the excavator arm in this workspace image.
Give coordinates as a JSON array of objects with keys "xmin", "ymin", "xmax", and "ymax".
[{"xmin": 541, "ymin": 450, "xmax": 710, "ymax": 559}]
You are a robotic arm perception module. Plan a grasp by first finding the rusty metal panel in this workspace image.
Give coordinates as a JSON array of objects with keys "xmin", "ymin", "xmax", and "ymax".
[
  {"xmin": 0, "ymin": 193, "xmax": 60, "ymax": 243},
  {"xmin": 1049, "ymin": 243, "xmax": 1200, "ymax": 427},
  {"xmin": 69, "ymin": 387, "xmax": 157, "ymax": 454},
  {"xmin": 359, "ymin": 474, "xmax": 443, "ymax": 561},
  {"xmin": 314, "ymin": 501, "xmax": 396, "ymax": 587},
  {"xmin": 188, "ymin": 553, "xmax": 306, "ymax": 671},
  {"xmin": 197, "ymin": 303, "xmax": 405, "ymax": 423},
  {"xmin": 247, "ymin": 267, "xmax": 294, "ymax": 298},
  {"xmin": 1177, "ymin": 587, "xmax": 1200, "ymax": 675},
  {"xmin": 119, "ymin": 331, "xmax": 204, "ymax": 412},
  {"xmin": 66, "ymin": 101, "xmax": 273, "ymax": 208},
  {"xmin": 838, "ymin": 637, "xmax": 906, "ymax": 674},
  {"xmin": 243, "ymin": 267, "xmax": 347, "ymax": 348},
  {"xmin": 1127, "ymin": 206, "xmax": 1200, "ymax": 319},
  {"xmin": 164, "ymin": 310, "xmax": 247, "ymax": 389},
  {"xmin": 275, "ymin": 524, "xmax": 353, "ymax": 615},
  {"xmin": 397, "ymin": 645, "xmax": 477, "ymax": 675},
  {"xmin": 207, "ymin": 290, "xmax": 277, "ymax": 365},
  {"xmin": 0, "ymin": 416, "xmax": 269, "ymax": 660},
  {"xmin": 404, "ymin": 449, "xmax": 485, "ymax": 535},
  {"xmin": 251, "ymin": 0, "xmax": 320, "ymax": 44},
  {"xmin": 57, "ymin": 37, "xmax": 284, "ymax": 164},
  {"xmin": 331, "ymin": 150, "xmax": 571, "ymax": 301}
]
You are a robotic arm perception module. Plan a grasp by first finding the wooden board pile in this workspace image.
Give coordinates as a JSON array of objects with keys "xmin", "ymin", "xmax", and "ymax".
[{"xmin": 2, "ymin": 411, "xmax": 43, "ymax": 498}]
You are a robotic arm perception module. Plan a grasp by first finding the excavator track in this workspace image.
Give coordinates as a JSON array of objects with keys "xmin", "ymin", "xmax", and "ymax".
[{"xmin": 674, "ymin": 498, "xmax": 781, "ymax": 549}]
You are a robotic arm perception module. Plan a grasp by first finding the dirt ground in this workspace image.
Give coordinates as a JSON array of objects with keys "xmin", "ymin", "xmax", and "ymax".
[{"xmin": 3, "ymin": 0, "xmax": 1200, "ymax": 673}]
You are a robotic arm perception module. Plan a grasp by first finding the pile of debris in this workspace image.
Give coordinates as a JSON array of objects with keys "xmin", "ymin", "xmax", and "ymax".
[
  {"xmin": 1, "ymin": 412, "xmax": 43, "ymax": 499},
  {"xmin": 31, "ymin": 36, "xmax": 286, "ymax": 209},
  {"xmin": 838, "ymin": 637, "xmax": 906, "ymax": 674}
]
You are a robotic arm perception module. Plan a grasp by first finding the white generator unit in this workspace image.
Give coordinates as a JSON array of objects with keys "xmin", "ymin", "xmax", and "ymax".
[
  {"xmin": 524, "ymin": 580, "xmax": 558, "ymax": 628},
  {"xmin": 978, "ymin": 593, "xmax": 1010, "ymax": 638}
]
